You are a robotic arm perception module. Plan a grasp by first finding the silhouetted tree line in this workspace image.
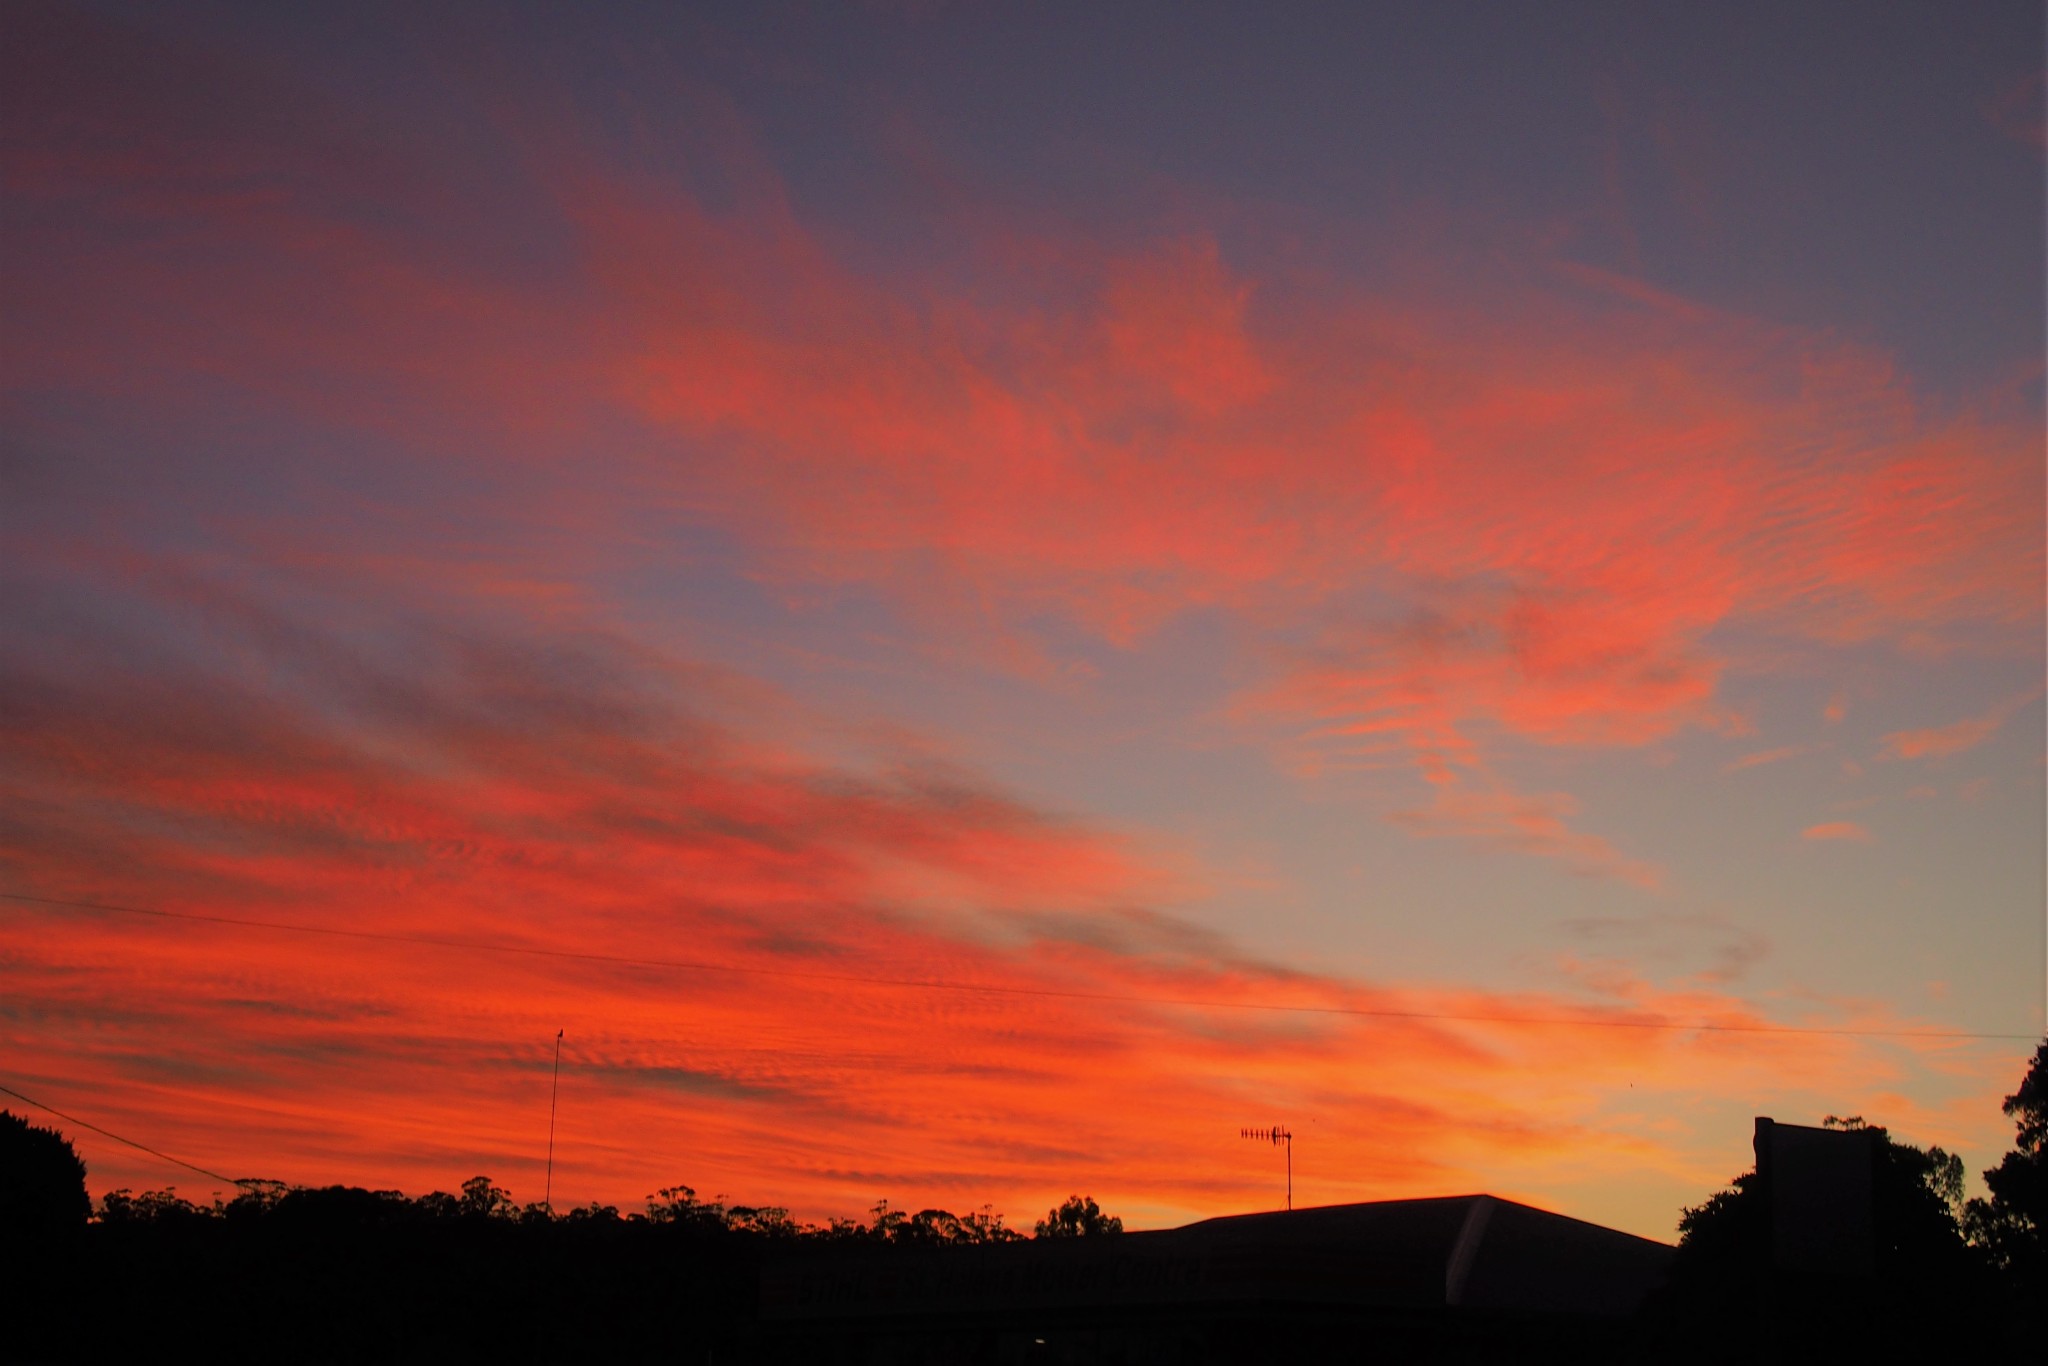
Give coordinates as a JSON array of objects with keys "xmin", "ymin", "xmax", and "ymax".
[
  {"xmin": 1, "ymin": 1113, "xmax": 1131, "ymax": 1363},
  {"xmin": 4, "ymin": 1042, "xmax": 2041, "ymax": 1362},
  {"xmin": 76, "ymin": 1172, "xmax": 1106, "ymax": 1247}
]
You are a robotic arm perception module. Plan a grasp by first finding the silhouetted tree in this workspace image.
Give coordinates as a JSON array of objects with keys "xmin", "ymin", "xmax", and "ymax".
[
  {"xmin": 223, "ymin": 1178, "xmax": 289, "ymax": 1222},
  {"xmin": 645, "ymin": 1183, "xmax": 727, "ymax": 1231},
  {"xmin": 723, "ymin": 1204, "xmax": 801, "ymax": 1238},
  {"xmin": 1964, "ymin": 1038, "xmax": 2047, "ymax": 1279},
  {"xmin": 97, "ymin": 1186, "xmax": 214, "ymax": 1226},
  {"xmin": 459, "ymin": 1174, "xmax": 515, "ymax": 1218},
  {"xmin": 1675, "ymin": 1116, "xmax": 1975, "ymax": 1278},
  {"xmin": 1033, "ymin": 1194, "xmax": 1122, "ymax": 1238},
  {"xmin": 865, "ymin": 1197, "xmax": 906, "ymax": 1242},
  {"xmin": 268, "ymin": 1183, "xmax": 412, "ymax": 1230},
  {"xmin": 1648, "ymin": 1115, "xmax": 1991, "ymax": 1358},
  {"xmin": 893, "ymin": 1206, "xmax": 960, "ymax": 1245},
  {"xmin": 806, "ymin": 1198, "xmax": 1025, "ymax": 1245},
  {"xmin": 811, "ymin": 1214, "xmax": 870, "ymax": 1241},
  {"xmin": 1672, "ymin": 1168, "xmax": 1760, "ymax": 1265},
  {"xmin": 1842, "ymin": 1117, "xmax": 1972, "ymax": 1277},
  {"xmin": 0, "ymin": 1110, "xmax": 89, "ymax": 1242},
  {"xmin": 956, "ymin": 1203, "xmax": 1024, "ymax": 1244}
]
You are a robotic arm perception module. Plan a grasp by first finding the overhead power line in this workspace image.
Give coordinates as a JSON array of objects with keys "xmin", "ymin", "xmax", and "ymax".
[
  {"xmin": 0, "ymin": 1080, "xmax": 243, "ymax": 1188},
  {"xmin": 1, "ymin": 890, "xmax": 2036, "ymax": 1041}
]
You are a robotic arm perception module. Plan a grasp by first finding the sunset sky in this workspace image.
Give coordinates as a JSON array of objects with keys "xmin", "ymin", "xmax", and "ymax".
[{"xmin": 3, "ymin": 1, "xmax": 2042, "ymax": 1241}]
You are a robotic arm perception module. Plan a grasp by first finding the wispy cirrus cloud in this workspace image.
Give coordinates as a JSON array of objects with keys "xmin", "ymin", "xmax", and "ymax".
[
  {"xmin": 1557, "ymin": 912, "xmax": 1771, "ymax": 986},
  {"xmin": 1881, "ymin": 689, "xmax": 2042, "ymax": 761},
  {"xmin": 13, "ymin": 3, "xmax": 2039, "ymax": 876},
  {"xmin": 600, "ymin": 195, "xmax": 2038, "ymax": 880},
  {"xmin": 1802, "ymin": 821, "xmax": 1873, "ymax": 843},
  {"xmin": 1723, "ymin": 743, "xmax": 1825, "ymax": 774},
  {"xmin": 1388, "ymin": 783, "xmax": 1662, "ymax": 890},
  {"xmin": 16, "ymin": 17, "xmax": 2044, "ymax": 894}
]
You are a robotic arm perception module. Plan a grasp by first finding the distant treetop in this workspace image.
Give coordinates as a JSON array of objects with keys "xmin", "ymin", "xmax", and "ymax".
[{"xmin": 1033, "ymin": 1194, "xmax": 1123, "ymax": 1239}]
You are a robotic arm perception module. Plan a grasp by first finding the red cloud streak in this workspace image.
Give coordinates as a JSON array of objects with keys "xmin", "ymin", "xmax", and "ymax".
[{"xmin": 0, "ymin": 563, "xmax": 1995, "ymax": 1230}]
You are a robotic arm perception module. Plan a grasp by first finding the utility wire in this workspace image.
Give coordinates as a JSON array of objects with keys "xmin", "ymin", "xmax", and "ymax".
[
  {"xmin": 0, "ymin": 1080, "xmax": 243, "ymax": 1187},
  {"xmin": 2, "ymin": 890, "xmax": 2036, "ymax": 1041}
]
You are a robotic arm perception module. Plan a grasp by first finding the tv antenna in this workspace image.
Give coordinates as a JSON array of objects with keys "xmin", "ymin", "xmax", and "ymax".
[
  {"xmin": 544, "ymin": 1028, "xmax": 563, "ymax": 1213},
  {"xmin": 1241, "ymin": 1125, "xmax": 1292, "ymax": 1210}
]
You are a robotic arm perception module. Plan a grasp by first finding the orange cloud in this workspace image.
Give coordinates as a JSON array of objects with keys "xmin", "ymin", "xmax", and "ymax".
[
  {"xmin": 1881, "ymin": 690, "xmax": 2042, "ymax": 761},
  {"xmin": 0, "ymin": 559, "xmax": 1986, "ymax": 1235},
  {"xmin": 1802, "ymin": 821, "xmax": 1873, "ymax": 843}
]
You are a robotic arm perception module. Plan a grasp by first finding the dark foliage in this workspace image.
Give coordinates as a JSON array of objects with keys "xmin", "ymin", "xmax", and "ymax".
[
  {"xmin": 9, "ymin": 1184, "xmax": 759, "ymax": 1363},
  {"xmin": 1033, "ymin": 1193, "xmax": 1124, "ymax": 1238},
  {"xmin": 860, "ymin": 1198, "xmax": 1026, "ymax": 1245},
  {"xmin": 1, "ymin": 1148, "xmax": 1054, "ymax": 1363},
  {"xmin": 1641, "ymin": 1113, "xmax": 2004, "ymax": 1360},
  {"xmin": 1964, "ymin": 1038, "xmax": 2047, "ymax": 1278},
  {"xmin": 0, "ymin": 1109, "xmax": 89, "ymax": 1244}
]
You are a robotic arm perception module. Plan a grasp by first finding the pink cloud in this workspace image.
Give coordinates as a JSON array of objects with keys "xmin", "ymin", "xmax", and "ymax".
[
  {"xmin": 7, "ymin": 8, "xmax": 2041, "ymax": 924},
  {"xmin": 1722, "ymin": 743, "xmax": 1821, "ymax": 774},
  {"xmin": 1388, "ymin": 781, "xmax": 1663, "ymax": 889},
  {"xmin": 1881, "ymin": 690, "xmax": 2041, "ymax": 761},
  {"xmin": 596, "ymin": 201, "xmax": 2036, "ymax": 874},
  {"xmin": 1802, "ymin": 821, "xmax": 1873, "ymax": 843}
]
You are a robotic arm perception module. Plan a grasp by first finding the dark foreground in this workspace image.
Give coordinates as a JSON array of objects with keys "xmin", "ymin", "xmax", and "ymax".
[{"xmin": 6, "ymin": 1188, "xmax": 2038, "ymax": 1364}]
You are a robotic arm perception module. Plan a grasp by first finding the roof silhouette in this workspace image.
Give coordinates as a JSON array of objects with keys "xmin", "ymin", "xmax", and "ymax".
[{"xmin": 762, "ymin": 1193, "xmax": 1674, "ymax": 1323}]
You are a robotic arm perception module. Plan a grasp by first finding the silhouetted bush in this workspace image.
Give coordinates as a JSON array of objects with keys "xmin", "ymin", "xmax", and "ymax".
[{"xmin": 0, "ymin": 1110, "xmax": 89, "ymax": 1244}]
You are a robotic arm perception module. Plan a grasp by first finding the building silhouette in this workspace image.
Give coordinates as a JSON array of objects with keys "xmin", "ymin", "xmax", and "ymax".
[{"xmin": 753, "ymin": 1193, "xmax": 1673, "ymax": 1361}]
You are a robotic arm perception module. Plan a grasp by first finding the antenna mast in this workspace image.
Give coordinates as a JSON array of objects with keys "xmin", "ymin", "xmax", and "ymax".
[
  {"xmin": 545, "ymin": 1029, "xmax": 563, "ymax": 1213},
  {"xmin": 1241, "ymin": 1125, "xmax": 1293, "ymax": 1210}
]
